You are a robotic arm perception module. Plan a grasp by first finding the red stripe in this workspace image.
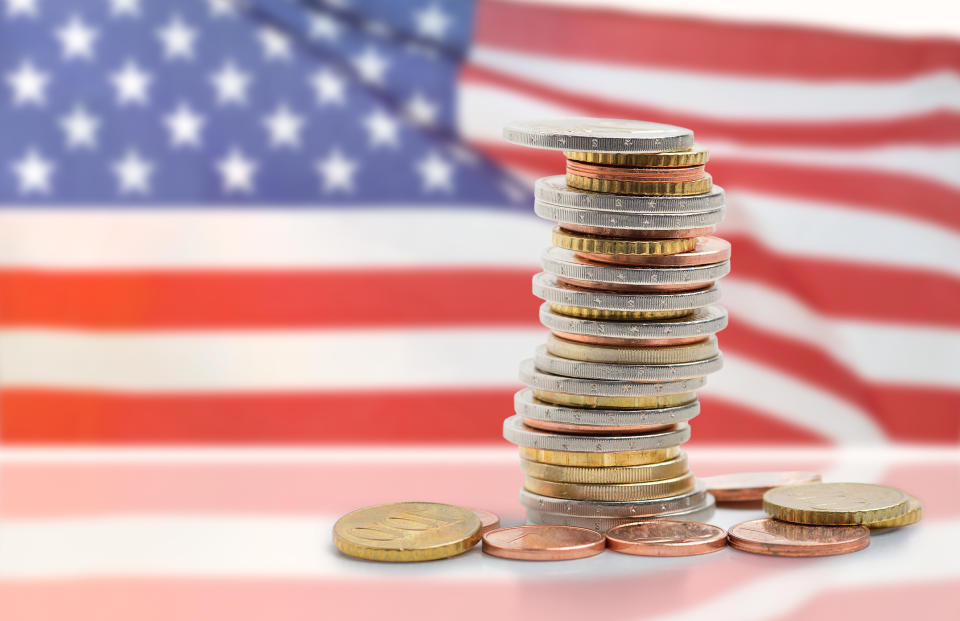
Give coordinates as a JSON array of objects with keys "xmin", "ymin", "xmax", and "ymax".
[
  {"xmin": 475, "ymin": 0, "xmax": 960, "ymax": 80},
  {"xmin": 477, "ymin": 140, "xmax": 960, "ymax": 232},
  {"xmin": 462, "ymin": 64, "xmax": 960, "ymax": 146}
]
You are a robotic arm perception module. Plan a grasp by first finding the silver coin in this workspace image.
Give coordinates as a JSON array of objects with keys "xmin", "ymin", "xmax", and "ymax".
[
  {"xmin": 525, "ymin": 494, "xmax": 717, "ymax": 532},
  {"xmin": 534, "ymin": 347, "xmax": 723, "ymax": 382},
  {"xmin": 533, "ymin": 272, "xmax": 720, "ymax": 312},
  {"xmin": 503, "ymin": 118, "xmax": 693, "ymax": 153},
  {"xmin": 503, "ymin": 415, "xmax": 691, "ymax": 453},
  {"xmin": 541, "ymin": 247, "xmax": 730, "ymax": 286},
  {"xmin": 535, "ymin": 201, "xmax": 725, "ymax": 231},
  {"xmin": 514, "ymin": 388, "xmax": 699, "ymax": 427},
  {"xmin": 519, "ymin": 480, "xmax": 707, "ymax": 517},
  {"xmin": 540, "ymin": 304, "xmax": 728, "ymax": 340},
  {"xmin": 519, "ymin": 359, "xmax": 706, "ymax": 396},
  {"xmin": 535, "ymin": 176, "xmax": 725, "ymax": 213}
]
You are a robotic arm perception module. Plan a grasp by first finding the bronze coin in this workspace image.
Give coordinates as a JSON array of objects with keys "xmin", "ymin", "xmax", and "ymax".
[
  {"xmin": 703, "ymin": 471, "xmax": 823, "ymax": 502},
  {"xmin": 727, "ymin": 518, "xmax": 870, "ymax": 557},
  {"xmin": 606, "ymin": 520, "xmax": 727, "ymax": 556},
  {"xmin": 482, "ymin": 525, "xmax": 605, "ymax": 561}
]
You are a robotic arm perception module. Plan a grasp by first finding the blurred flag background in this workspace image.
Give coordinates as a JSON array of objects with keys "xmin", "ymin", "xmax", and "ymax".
[{"xmin": 1, "ymin": 1, "xmax": 959, "ymax": 619}]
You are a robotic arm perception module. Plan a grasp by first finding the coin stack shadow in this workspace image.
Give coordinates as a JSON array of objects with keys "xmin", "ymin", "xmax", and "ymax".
[{"xmin": 502, "ymin": 123, "xmax": 729, "ymax": 532}]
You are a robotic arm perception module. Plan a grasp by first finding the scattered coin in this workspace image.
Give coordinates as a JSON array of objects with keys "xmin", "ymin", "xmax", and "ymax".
[
  {"xmin": 468, "ymin": 508, "xmax": 501, "ymax": 534},
  {"xmin": 606, "ymin": 520, "xmax": 727, "ymax": 556},
  {"xmin": 333, "ymin": 502, "xmax": 481, "ymax": 562},
  {"xmin": 727, "ymin": 518, "xmax": 870, "ymax": 557},
  {"xmin": 703, "ymin": 471, "xmax": 822, "ymax": 502},
  {"xmin": 763, "ymin": 482, "xmax": 911, "ymax": 526},
  {"xmin": 482, "ymin": 525, "xmax": 606, "ymax": 561}
]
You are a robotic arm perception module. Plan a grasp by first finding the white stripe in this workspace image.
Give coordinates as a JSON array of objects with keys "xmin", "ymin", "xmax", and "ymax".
[
  {"xmin": 1, "ymin": 515, "xmax": 957, "ymax": 580},
  {"xmin": 468, "ymin": 46, "xmax": 960, "ymax": 121}
]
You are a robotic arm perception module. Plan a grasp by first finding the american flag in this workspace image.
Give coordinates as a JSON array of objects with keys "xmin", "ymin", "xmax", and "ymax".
[{"xmin": 1, "ymin": 1, "xmax": 958, "ymax": 619}]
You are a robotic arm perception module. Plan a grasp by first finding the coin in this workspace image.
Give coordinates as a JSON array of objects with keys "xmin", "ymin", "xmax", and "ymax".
[
  {"xmin": 727, "ymin": 518, "xmax": 870, "ymax": 557},
  {"xmin": 564, "ymin": 145, "xmax": 709, "ymax": 167},
  {"xmin": 482, "ymin": 525, "xmax": 606, "ymax": 560},
  {"xmin": 502, "ymin": 118, "xmax": 693, "ymax": 153},
  {"xmin": 519, "ymin": 481, "xmax": 708, "ymax": 517},
  {"xmin": 520, "ymin": 359, "xmax": 707, "ymax": 396},
  {"xmin": 542, "ymin": 246, "xmax": 730, "ymax": 287},
  {"xmin": 567, "ymin": 171, "xmax": 712, "ymax": 196},
  {"xmin": 515, "ymin": 388, "xmax": 700, "ymax": 431},
  {"xmin": 521, "ymin": 453, "xmax": 689, "ymax": 484},
  {"xmin": 606, "ymin": 520, "xmax": 726, "ymax": 556},
  {"xmin": 553, "ymin": 227, "xmax": 698, "ymax": 256},
  {"xmin": 535, "ymin": 347, "xmax": 723, "ymax": 382},
  {"xmin": 763, "ymin": 482, "xmax": 911, "ymax": 526},
  {"xmin": 527, "ymin": 494, "xmax": 716, "ymax": 532},
  {"xmin": 551, "ymin": 305, "xmax": 693, "ymax": 321},
  {"xmin": 567, "ymin": 160, "xmax": 708, "ymax": 183},
  {"xmin": 520, "ymin": 446, "xmax": 681, "ymax": 467},
  {"xmin": 702, "ymin": 471, "xmax": 823, "ymax": 502},
  {"xmin": 525, "ymin": 472, "xmax": 695, "ymax": 501},
  {"xmin": 332, "ymin": 502, "xmax": 481, "ymax": 562},
  {"xmin": 534, "ymin": 175, "xmax": 725, "ymax": 213},
  {"xmin": 865, "ymin": 496, "xmax": 923, "ymax": 529},
  {"xmin": 546, "ymin": 333, "xmax": 720, "ymax": 364},
  {"xmin": 533, "ymin": 389, "xmax": 697, "ymax": 409},
  {"xmin": 468, "ymin": 508, "xmax": 501, "ymax": 534},
  {"xmin": 562, "ymin": 224, "xmax": 718, "ymax": 239},
  {"xmin": 533, "ymin": 273, "xmax": 721, "ymax": 312},
  {"xmin": 577, "ymin": 236, "xmax": 731, "ymax": 267},
  {"xmin": 535, "ymin": 202, "xmax": 725, "ymax": 233},
  {"xmin": 539, "ymin": 304, "xmax": 728, "ymax": 340},
  {"xmin": 502, "ymin": 416, "xmax": 691, "ymax": 452}
]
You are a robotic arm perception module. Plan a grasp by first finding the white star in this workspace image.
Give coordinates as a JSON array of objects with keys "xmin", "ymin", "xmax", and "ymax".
[
  {"xmin": 216, "ymin": 148, "xmax": 258, "ymax": 194},
  {"xmin": 111, "ymin": 149, "xmax": 154, "ymax": 195},
  {"xmin": 207, "ymin": 0, "xmax": 238, "ymax": 17},
  {"xmin": 109, "ymin": 0, "xmax": 141, "ymax": 18},
  {"xmin": 256, "ymin": 26, "xmax": 292, "ymax": 62},
  {"xmin": 414, "ymin": 4, "xmax": 452, "ymax": 40},
  {"xmin": 58, "ymin": 103, "xmax": 100, "ymax": 150},
  {"xmin": 5, "ymin": 59, "xmax": 49, "ymax": 106},
  {"xmin": 163, "ymin": 102, "xmax": 205, "ymax": 148},
  {"xmin": 404, "ymin": 91, "xmax": 438, "ymax": 126},
  {"xmin": 209, "ymin": 60, "xmax": 252, "ymax": 106},
  {"xmin": 109, "ymin": 59, "xmax": 152, "ymax": 106},
  {"xmin": 309, "ymin": 67, "xmax": 345, "ymax": 106},
  {"xmin": 262, "ymin": 102, "xmax": 305, "ymax": 149},
  {"xmin": 10, "ymin": 148, "xmax": 54, "ymax": 195},
  {"xmin": 156, "ymin": 14, "xmax": 198, "ymax": 61},
  {"xmin": 362, "ymin": 108, "xmax": 399, "ymax": 149},
  {"xmin": 54, "ymin": 15, "xmax": 99, "ymax": 61},
  {"xmin": 5, "ymin": 0, "xmax": 38, "ymax": 18},
  {"xmin": 308, "ymin": 12, "xmax": 339, "ymax": 41},
  {"xmin": 315, "ymin": 148, "xmax": 357, "ymax": 193},
  {"xmin": 416, "ymin": 151, "xmax": 454, "ymax": 193},
  {"xmin": 351, "ymin": 46, "xmax": 388, "ymax": 85}
]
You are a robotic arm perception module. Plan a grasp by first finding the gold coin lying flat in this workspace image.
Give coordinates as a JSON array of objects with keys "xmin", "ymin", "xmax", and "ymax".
[
  {"xmin": 763, "ymin": 483, "xmax": 911, "ymax": 526},
  {"xmin": 552, "ymin": 227, "xmax": 698, "ymax": 256},
  {"xmin": 333, "ymin": 502, "xmax": 481, "ymax": 562},
  {"xmin": 519, "ymin": 446, "xmax": 680, "ymax": 467},
  {"xmin": 522, "ymin": 453, "xmax": 689, "ymax": 484},
  {"xmin": 566, "ymin": 172, "xmax": 712, "ymax": 196},
  {"xmin": 564, "ymin": 145, "xmax": 709, "ymax": 167}
]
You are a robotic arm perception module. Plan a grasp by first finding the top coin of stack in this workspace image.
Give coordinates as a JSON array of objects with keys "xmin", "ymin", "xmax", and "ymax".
[{"xmin": 501, "ymin": 118, "xmax": 729, "ymax": 531}]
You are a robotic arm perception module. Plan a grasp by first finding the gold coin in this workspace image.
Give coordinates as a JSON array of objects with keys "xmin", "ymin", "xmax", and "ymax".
[
  {"xmin": 550, "ymin": 304, "xmax": 693, "ymax": 321},
  {"xmin": 546, "ymin": 333, "xmax": 719, "ymax": 364},
  {"xmin": 566, "ymin": 172, "xmax": 712, "ymax": 196},
  {"xmin": 533, "ymin": 389, "xmax": 696, "ymax": 409},
  {"xmin": 524, "ymin": 472, "xmax": 695, "ymax": 501},
  {"xmin": 333, "ymin": 502, "xmax": 481, "ymax": 562},
  {"xmin": 521, "ymin": 453, "xmax": 688, "ymax": 484},
  {"xmin": 520, "ymin": 446, "xmax": 679, "ymax": 467},
  {"xmin": 865, "ymin": 496, "xmax": 923, "ymax": 529},
  {"xmin": 564, "ymin": 145, "xmax": 709, "ymax": 167},
  {"xmin": 763, "ymin": 483, "xmax": 912, "ymax": 526},
  {"xmin": 552, "ymin": 227, "xmax": 697, "ymax": 256}
]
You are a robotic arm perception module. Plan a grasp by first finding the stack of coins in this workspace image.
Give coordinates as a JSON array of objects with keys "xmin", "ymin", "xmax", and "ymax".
[{"xmin": 501, "ymin": 118, "xmax": 729, "ymax": 532}]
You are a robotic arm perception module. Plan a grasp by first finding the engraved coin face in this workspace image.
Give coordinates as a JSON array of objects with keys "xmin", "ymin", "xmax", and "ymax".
[
  {"xmin": 482, "ymin": 525, "xmax": 605, "ymax": 560},
  {"xmin": 503, "ymin": 118, "xmax": 693, "ymax": 153},
  {"xmin": 728, "ymin": 518, "xmax": 870, "ymax": 557},
  {"xmin": 764, "ymin": 482, "xmax": 911, "ymax": 525},
  {"xmin": 606, "ymin": 520, "xmax": 727, "ymax": 556},
  {"xmin": 333, "ymin": 502, "xmax": 481, "ymax": 562}
]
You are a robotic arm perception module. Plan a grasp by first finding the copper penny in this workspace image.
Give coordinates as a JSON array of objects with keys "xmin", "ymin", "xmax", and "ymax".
[
  {"xmin": 727, "ymin": 518, "xmax": 869, "ymax": 557},
  {"xmin": 482, "ymin": 525, "xmax": 605, "ymax": 561},
  {"xmin": 469, "ymin": 508, "xmax": 501, "ymax": 534},
  {"xmin": 567, "ymin": 160, "xmax": 708, "ymax": 183},
  {"xmin": 552, "ymin": 331, "xmax": 708, "ymax": 347},
  {"xmin": 606, "ymin": 520, "xmax": 727, "ymax": 556},
  {"xmin": 556, "ymin": 277, "xmax": 713, "ymax": 293},
  {"xmin": 577, "ymin": 236, "xmax": 731, "ymax": 267},
  {"xmin": 703, "ymin": 471, "xmax": 823, "ymax": 502},
  {"xmin": 560, "ymin": 224, "xmax": 716, "ymax": 239}
]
